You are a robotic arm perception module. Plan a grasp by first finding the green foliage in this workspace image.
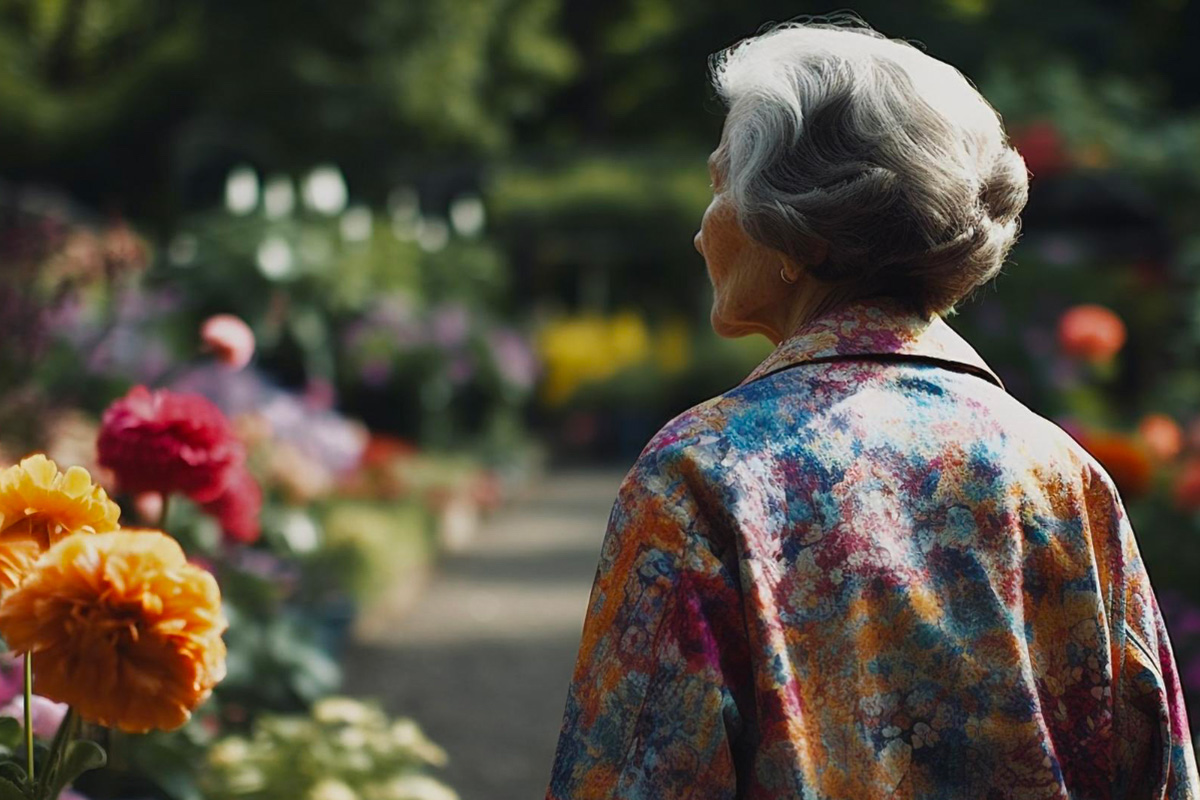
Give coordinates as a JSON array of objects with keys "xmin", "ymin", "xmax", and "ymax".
[
  {"xmin": 0, "ymin": 711, "xmax": 105, "ymax": 800},
  {"xmin": 0, "ymin": 1, "xmax": 201, "ymax": 155},
  {"xmin": 0, "ymin": 0, "xmax": 581, "ymax": 223},
  {"xmin": 43, "ymin": 740, "xmax": 105, "ymax": 800},
  {"xmin": 308, "ymin": 500, "xmax": 434, "ymax": 603},
  {"xmin": 200, "ymin": 697, "xmax": 456, "ymax": 800},
  {"xmin": 488, "ymin": 151, "xmax": 709, "ymax": 225},
  {"xmin": 219, "ymin": 597, "xmax": 342, "ymax": 713},
  {"xmin": 0, "ymin": 720, "xmax": 19, "ymax": 754}
]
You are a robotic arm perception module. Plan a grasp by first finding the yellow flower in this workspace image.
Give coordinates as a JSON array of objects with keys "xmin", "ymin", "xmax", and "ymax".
[
  {"xmin": 0, "ymin": 454, "xmax": 121, "ymax": 551},
  {"xmin": 535, "ymin": 313, "xmax": 653, "ymax": 406},
  {"xmin": 654, "ymin": 318, "xmax": 692, "ymax": 374},
  {"xmin": 0, "ymin": 528, "xmax": 227, "ymax": 733},
  {"xmin": 0, "ymin": 540, "xmax": 39, "ymax": 596}
]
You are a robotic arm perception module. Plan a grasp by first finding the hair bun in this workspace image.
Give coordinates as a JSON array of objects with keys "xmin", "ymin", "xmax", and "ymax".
[{"xmin": 980, "ymin": 146, "xmax": 1029, "ymax": 224}]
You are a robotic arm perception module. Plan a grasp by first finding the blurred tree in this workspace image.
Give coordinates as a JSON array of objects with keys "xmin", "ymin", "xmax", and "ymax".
[{"xmin": 0, "ymin": 0, "xmax": 579, "ymax": 228}]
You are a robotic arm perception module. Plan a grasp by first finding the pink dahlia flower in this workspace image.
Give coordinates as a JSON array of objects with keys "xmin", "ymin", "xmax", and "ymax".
[
  {"xmin": 200, "ymin": 465, "xmax": 263, "ymax": 544},
  {"xmin": 98, "ymin": 386, "xmax": 244, "ymax": 503}
]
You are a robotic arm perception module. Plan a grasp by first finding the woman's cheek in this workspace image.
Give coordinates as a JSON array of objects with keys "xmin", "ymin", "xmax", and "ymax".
[{"xmin": 704, "ymin": 202, "xmax": 741, "ymax": 280}]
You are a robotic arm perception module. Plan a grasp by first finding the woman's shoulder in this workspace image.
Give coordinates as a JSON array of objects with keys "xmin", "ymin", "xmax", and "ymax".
[
  {"xmin": 635, "ymin": 365, "xmax": 1118, "ymax": 498},
  {"xmin": 633, "ymin": 394, "xmax": 738, "ymax": 471}
]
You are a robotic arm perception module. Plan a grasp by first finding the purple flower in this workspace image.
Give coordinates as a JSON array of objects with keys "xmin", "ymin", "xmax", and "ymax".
[
  {"xmin": 369, "ymin": 293, "xmax": 426, "ymax": 348},
  {"xmin": 0, "ymin": 653, "xmax": 23, "ymax": 706},
  {"xmin": 303, "ymin": 378, "xmax": 337, "ymax": 411},
  {"xmin": 114, "ymin": 286, "xmax": 152, "ymax": 322},
  {"xmin": 40, "ymin": 294, "xmax": 86, "ymax": 336},
  {"xmin": 171, "ymin": 365, "xmax": 367, "ymax": 474},
  {"xmin": 359, "ymin": 357, "xmax": 393, "ymax": 388},
  {"xmin": 429, "ymin": 303, "xmax": 471, "ymax": 349},
  {"xmin": 488, "ymin": 327, "xmax": 539, "ymax": 390},
  {"xmin": 446, "ymin": 352, "xmax": 476, "ymax": 386},
  {"xmin": 84, "ymin": 324, "xmax": 171, "ymax": 382},
  {"xmin": 226, "ymin": 547, "xmax": 302, "ymax": 596}
]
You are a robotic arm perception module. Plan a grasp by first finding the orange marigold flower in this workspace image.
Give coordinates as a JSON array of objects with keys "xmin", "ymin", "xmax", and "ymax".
[
  {"xmin": 0, "ymin": 529, "xmax": 227, "ymax": 733},
  {"xmin": 1057, "ymin": 304, "xmax": 1126, "ymax": 363},
  {"xmin": 0, "ymin": 540, "xmax": 39, "ymax": 596},
  {"xmin": 1138, "ymin": 413, "xmax": 1184, "ymax": 461},
  {"xmin": 1079, "ymin": 431, "xmax": 1154, "ymax": 499},
  {"xmin": 0, "ymin": 454, "xmax": 121, "ymax": 551}
]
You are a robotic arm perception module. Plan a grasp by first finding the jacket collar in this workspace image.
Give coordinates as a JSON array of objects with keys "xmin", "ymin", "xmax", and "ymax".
[{"xmin": 738, "ymin": 297, "xmax": 1006, "ymax": 391}]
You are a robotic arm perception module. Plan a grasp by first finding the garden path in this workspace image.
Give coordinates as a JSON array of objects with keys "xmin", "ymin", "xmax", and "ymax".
[{"xmin": 342, "ymin": 467, "xmax": 626, "ymax": 800}]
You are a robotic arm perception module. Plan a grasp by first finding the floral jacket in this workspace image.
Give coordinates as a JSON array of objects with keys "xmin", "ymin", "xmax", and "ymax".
[{"xmin": 546, "ymin": 298, "xmax": 1200, "ymax": 800}]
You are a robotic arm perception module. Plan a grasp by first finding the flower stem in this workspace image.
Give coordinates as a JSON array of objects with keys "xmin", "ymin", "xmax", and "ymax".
[
  {"xmin": 23, "ymin": 652, "xmax": 33, "ymax": 782},
  {"xmin": 160, "ymin": 492, "xmax": 171, "ymax": 528}
]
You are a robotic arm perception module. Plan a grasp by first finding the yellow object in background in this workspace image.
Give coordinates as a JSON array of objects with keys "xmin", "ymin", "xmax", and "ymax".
[
  {"xmin": 654, "ymin": 318, "xmax": 691, "ymax": 375},
  {"xmin": 537, "ymin": 312, "xmax": 685, "ymax": 407}
]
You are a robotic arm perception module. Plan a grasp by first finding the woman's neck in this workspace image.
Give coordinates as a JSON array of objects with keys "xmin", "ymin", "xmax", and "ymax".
[{"xmin": 771, "ymin": 282, "xmax": 863, "ymax": 346}]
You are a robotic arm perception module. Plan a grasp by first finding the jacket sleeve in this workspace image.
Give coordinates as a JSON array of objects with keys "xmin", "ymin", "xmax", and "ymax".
[
  {"xmin": 1102, "ymin": 476, "xmax": 1200, "ymax": 799},
  {"xmin": 545, "ymin": 448, "xmax": 750, "ymax": 800}
]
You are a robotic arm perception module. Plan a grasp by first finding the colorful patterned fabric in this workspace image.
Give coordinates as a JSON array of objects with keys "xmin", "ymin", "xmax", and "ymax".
[{"xmin": 546, "ymin": 297, "xmax": 1200, "ymax": 799}]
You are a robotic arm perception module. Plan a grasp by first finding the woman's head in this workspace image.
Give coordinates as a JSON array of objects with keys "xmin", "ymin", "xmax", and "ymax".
[{"xmin": 695, "ymin": 15, "xmax": 1029, "ymax": 341}]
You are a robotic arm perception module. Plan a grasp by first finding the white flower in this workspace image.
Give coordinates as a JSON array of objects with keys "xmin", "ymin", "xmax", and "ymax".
[
  {"xmin": 338, "ymin": 726, "xmax": 369, "ymax": 749},
  {"xmin": 303, "ymin": 165, "xmax": 348, "ymax": 216},
  {"xmin": 209, "ymin": 737, "xmax": 251, "ymax": 766},
  {"xmin": 390, "ymin": 719, "xmax": 448, "ymax": 766},
  {"xmin": 309, "ymin": 778, "xmax": 358, "ymax": 800},
  {"xmin": 257, "ymin": 236, "xmax": 294, "ymax": 280},
  {"xmin": 225, "ymin": 166, "xmax": 259, "ymax": 215},
  {"xmin": 281, "ymin": 510, "xmax": 321, "ymax": 554},
  {"xmin": 448, "ymin": 195, "xmax": 485, "ymax": 237},
  {"xmin": 264, "ymin": 175, "xmax": 296, "ymax": 219},
  {"xmin": 371, "ymin": 774, "xmax": 458, "ymax": 800},
  {"xmin": 414, "ymin": 217, "xmax": 449, "ymax": 252},
  {"xmin": 340, "ymin": 206, "xmax": 374, "ymax": 242},
  {"xmin": 314, "ymin": 697, "xmax": 380, "ymax": 726}
]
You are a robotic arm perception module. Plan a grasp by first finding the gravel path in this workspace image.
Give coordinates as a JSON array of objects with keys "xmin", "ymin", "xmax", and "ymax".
[{"xmin": 342, "ymin": 468, "xmax": 626, "ymax": 800}]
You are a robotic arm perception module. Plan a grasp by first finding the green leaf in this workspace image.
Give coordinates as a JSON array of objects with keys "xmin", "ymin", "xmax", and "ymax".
[
  {"xmin": 49, "ymin": 740, "xmax": 106, "ymax": 795},
  {"xmin": 0, "ymin": 762, "xmax": 25, "ymax": 786},
  {"xmin": 0, "ymin": 720, "xmax": 20, "ymax": 751},
  {"xmin": 0, "ymin": 776, "xmax": 25, "ymax": 800}
]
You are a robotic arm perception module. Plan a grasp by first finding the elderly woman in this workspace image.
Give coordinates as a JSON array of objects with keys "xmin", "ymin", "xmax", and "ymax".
[{"xmin": 545, "ymin": 17, "xmax": 1200, "ymax": 800}]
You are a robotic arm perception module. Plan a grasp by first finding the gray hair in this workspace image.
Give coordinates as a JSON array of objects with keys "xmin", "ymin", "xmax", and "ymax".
[{"xmin": 708, "ymin": 15, "xmax": 1029, "ymax": 316}]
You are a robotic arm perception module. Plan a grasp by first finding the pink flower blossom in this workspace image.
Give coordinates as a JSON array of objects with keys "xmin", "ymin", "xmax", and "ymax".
[
  {"xmin": 0, "ymin": 653, "xmax": 22, "ymax": 706},
  {"xmin": 98, "ymin": 386, "xmax": 245, "ymax": 503},
  {"xmin": 201, "ymin": 314, "xmax": 256, "ymax": 370},
  {"xmin": 0, "ymin": 694, "xmax": 69, "ymax": 739},
  {"xmin": 200, "ymin": 465, "xmax": 263, "ymax": 544},
  {"xmin": 133, "ymin": 491, "xmax": 165, "ymax": 524}
]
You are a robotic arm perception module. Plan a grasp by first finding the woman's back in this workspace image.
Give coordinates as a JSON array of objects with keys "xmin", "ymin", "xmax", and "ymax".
[{"xmin": 546, "ymin": 299, "xmax": 1199, "ymax": 799}]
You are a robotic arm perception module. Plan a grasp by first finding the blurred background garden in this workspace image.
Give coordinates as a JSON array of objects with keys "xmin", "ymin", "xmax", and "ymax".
[{"xmin": 2, "ymin": 0, "xmax": 1200, "ymax": 798}]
